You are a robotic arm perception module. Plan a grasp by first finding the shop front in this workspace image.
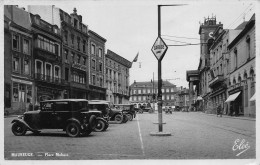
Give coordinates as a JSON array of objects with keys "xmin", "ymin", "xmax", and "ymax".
[
  {"xmin": 88, "ymin": 85, "xmax": 106, "ymax": 100},
  {"xmin": 11, "ymin": 78, "xmax": 33, "ymax": 114},
  {"xmin": 225, "ymin": 86, "xmax": 243, "ymax": 116},
  {"xmin": 35, "ymin": 85, "xmax": 64, "ymax": 105}
]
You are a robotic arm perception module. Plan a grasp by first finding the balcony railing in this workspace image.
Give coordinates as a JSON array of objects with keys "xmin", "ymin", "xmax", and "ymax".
[
  {"xmin": 209, "ymin": 75, "xmax": 224, "ymax": 87},
  {"xmin": 35, "ymin": 73, "xmax": 62, "ymax": 84}
]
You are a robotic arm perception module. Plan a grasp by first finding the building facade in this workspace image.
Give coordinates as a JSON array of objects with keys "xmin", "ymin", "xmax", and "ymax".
[
  {"xmin": 88, "ymin": 30, "xmax": 107, "ymax": 100},
  {"xmin": 105, "ymin": 50, "xmax": 132, "ymax": 104},
  {"xmin": 28, "ymin": 6, "xmax": 90, "ymax": 99},
  {"xmin": 129, "ymin": 80, "xmax": 177, "ymax": 107},
  {"xmin": 226, "ymin": 14, "xmax": 255, "ymax": 117},
  {"xmin": 197, "ymin": 16, "xmax": 222, "ymax": 113},
  {"xmin": 30, "ymin": 13, "xmax": 63, "ymax": 105},
  {"xmin": 4, "ymin": 6, "xmax": 34, "ymax": 114}
]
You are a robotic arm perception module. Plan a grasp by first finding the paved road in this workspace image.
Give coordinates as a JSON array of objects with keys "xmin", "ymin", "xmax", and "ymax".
[{"xmin": 4, "ymin": 112, "xmax": 255, "ymax": 160}]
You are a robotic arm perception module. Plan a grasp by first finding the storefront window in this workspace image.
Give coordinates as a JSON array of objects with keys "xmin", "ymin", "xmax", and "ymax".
[
  {"xmin": 13, "ymin": 82, "xmax": 19, "ymax": 102},
  {"xmin": 27, "ymin": 86, "xmax": 32, "ymax": 104},
  {"xmin": 19, "ymin": 84, "xmax": 25, "ymax": 102}
]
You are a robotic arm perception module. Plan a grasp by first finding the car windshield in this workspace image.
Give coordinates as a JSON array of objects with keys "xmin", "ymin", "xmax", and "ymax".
[{"xmin": 72, "ymin": 101, "xmax": 88, "ymax": 111}]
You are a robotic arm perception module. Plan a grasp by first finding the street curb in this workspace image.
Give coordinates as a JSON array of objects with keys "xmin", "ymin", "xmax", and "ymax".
[{"xmin": 200, "ymin": 112, "xmax": 255, "ymax": 121}]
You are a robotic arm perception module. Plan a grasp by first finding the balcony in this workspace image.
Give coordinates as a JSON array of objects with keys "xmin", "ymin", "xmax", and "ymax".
[
  {"xmin": 35, "ymin": 73, "xmax": 62, "ymax": 84},
  {"xmin": 209, "ymin": 75, "xmax": 224, "ymax": 88}
]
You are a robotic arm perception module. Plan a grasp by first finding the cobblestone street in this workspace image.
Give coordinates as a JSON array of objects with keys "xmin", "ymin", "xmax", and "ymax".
[{"xmin": 4, "ymin": 112, "xmax": 255, "ymax": 160}]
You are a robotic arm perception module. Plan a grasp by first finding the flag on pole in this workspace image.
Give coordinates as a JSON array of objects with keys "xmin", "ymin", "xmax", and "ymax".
[{"xmin": 132, "ymin": 52, "xmax": 139, "ymax": 62}]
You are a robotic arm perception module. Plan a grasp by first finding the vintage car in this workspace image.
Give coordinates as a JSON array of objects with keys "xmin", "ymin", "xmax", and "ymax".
[
  {"xmin": 90, "ymin": 100, "xmax": 127, "ymax": 124},
  {"xmin": 113, "ymin": 104, "xmax": 136, "ymax": 121},
  {"xmin": 11, "ymin": 99, "xmax": 101, "ymax": 137},
  {"xmin": 88, "ymin": 100, "xmax": 110, "ymax": 132}
]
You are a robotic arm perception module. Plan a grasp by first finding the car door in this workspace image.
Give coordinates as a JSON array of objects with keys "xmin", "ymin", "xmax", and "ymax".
[
  {"xmin": 52, "ymin": 101, "xmax": 71, "ymax": 128},
  {"xmin": 39, "ymin": 102, "xmax": 55, "ymax": 129}
]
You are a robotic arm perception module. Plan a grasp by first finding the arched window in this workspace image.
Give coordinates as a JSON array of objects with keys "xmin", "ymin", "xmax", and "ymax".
[
  {"xmin": 233, "ymin": 78, "xmax": 236, "ymax": 85},
  {"xmin": 250, "ymin": 68, "xmax": 255, "ymax": 82},
  {"xmin": 238, "ymin": 75, "xmax": 242, "ymax": 83},
  {"xmin": 243, "ymin": 71, "xmax": 248, "ymax": 79}
]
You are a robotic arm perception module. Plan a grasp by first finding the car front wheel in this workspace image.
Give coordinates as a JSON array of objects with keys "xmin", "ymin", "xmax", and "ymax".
[
  {"xmin": 66, "ymin": 123, "xmax": 80, "ymax": 137},
  {"xmin": 126, "ymin": 114, "xmax": 133, "ymax": 121},
  {"xmin": 12, "ymin": 122, "xmax": 27, "ymax": 136},
  {"xmin": 94, "ymin": 119, "xmax": 106, "ymax": 132},
  {"xmin": 114, "ymin": 114, "xmax": 123, "ymax": 123}
]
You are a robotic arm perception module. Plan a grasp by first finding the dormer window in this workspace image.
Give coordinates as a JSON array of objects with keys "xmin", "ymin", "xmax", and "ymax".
[{"xmin": 74, "ymin": 18, "xmax": 78, "ymax": 28}]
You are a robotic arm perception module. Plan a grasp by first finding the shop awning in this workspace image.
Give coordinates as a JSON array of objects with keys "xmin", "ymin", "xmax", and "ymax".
[
  {"xmin": 250, "ymin": 93, "xmax": 255, "ymax": 101},
  {"xmin": 196, "ymin": 96, "xmax": 203, "ymax": 101},
  {"xmin": 225, "ymin": 92, "xmax": 241, "ymax": 103}
]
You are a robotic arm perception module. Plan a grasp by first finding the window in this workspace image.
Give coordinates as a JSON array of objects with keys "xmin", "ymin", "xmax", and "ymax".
[
  {"xmin": 12, "ymin": 34, "xmax": 20, "ymax": 51},
  {"xmin": 13, "ymin": 82, "xmax": 19, "ymax": 102},
  {"xmin": 246, "ymin": 35, "xmax": 250, "ymax": 60},
  {"xmin": 98, "ymin": 48, "xmax": 102, "ymax": 58},
  {"xmin": 64, "ymin": 30, "xmax": 68, "ymax": 43},
  {"xmin": 100, "ymin": 78, "xmax": 103, "ymax": 87},
  {"xmin": 54, "ymin": 66, "xmax": 60, "ymax": 78},
  {"xmin": 92, "ymin": 75, "xmax": 96, "ymax": 85},
  {"xmin": 23, "ymin": 39, "xmax": 30, "ymax": 55},
  {"xmin": 35, "ymin": 60, "xmax": 43, "ymax": 74},
  {"xmin": 54, "ymin": 43, "xmax": 59, "ymax": 56},
  {"xmin": 234, "ymin": 48, "xmax": 237, "ymax": 69},
  {"xmin": 77, "ymin": 37, "xmax": 80, "ymax": 50},
  {"xmin": 45, "ymin": 63, "xmax": 52, "ymax": 79},
  {"xmin": 64, "ymin": 49, "xmax": 68, "ymax": 62},
  {"xmin": 166, "ymin": 88, "xmax": 169, "ymax": 93},
  {"xmin": 24, "ymin": 59, "xmax": 30, "ymax": 75},
  {"xmin": 65, "ymin": 68, "xmax": 69, "ymax": 81},
  {"xmin": 71, "ymin": 34, "xmax": 74, "ymax": 46},
  {"xmin": 36, "ymin": 35, "xmax": 57, "ymax": 55},
  {"xmin": 83, "ymin": 57, "xmax": 86, "ymax": 65},
  {"xmin": 74, "ymin": 18, "xmax": 78, "ymax": 28},
  {"xmin": 92, "ymin": 59, "xmax": 96, "ymax": 70},
  {"xmin": 77, "ymin": 55, "xmax": 81, "ymax": 63},
  {"xmin": 71, "ymin": 52, "xmax": 75, "ymax": 62},
  {"xmin": 99, "ymin": 62, "xmax": 103, "ymax": 72},
  {"xmin": 83, "ymin": 40, "xmax": 86, "ymax": 52},
  {"xmin": 91, "ymin": 44, "xmax": 96, "ymax": 55},
  {"xmin": 13, "ymin": 57, "xmax": 19, "ymax": 72}
]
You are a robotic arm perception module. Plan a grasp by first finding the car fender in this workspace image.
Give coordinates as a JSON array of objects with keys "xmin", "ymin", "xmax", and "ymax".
[
  {"xmin": 96, "ymin": 117, "xmax": 108, "ymax": 125},
  {"xmin": 11, "ymin": 119, "xmax": 37, "ymax": 132},
  {"xmin": 66, "ymin": 118, "xmax": 81, "ymax": 126}
]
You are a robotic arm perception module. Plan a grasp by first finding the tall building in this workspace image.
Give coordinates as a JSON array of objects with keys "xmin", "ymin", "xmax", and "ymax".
[
  {"xmin": 105, "ymin": 50, "xmax": 132, "ymax": 104},
  {"xmin": 28, "ymin": 6, "xmax": 91, "ymax": 99},
  {"xmin": 226, "ymin": 14, "xmax": 255, "ymax": 117},
  {"xmin": 4, "ymin": 6, "xmax": 33, "ymax": 114},
  {"xmin": 129, "ymin": 80, "xmax": 177, "ymax": 107},
  {"xmin": 88, "ymin": 30, "xmax": 107, "ymax": 100},
  {"xmin": 208, "ymin": 24, "xmax": 245, "ymax": 114},
  {"xmin": 30, "ymin": 13, "xmax": 63, "ymax": 104}
]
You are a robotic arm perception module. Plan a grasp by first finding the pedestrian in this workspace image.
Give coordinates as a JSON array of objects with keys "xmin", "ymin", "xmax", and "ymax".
[
  {"xmin": 229, "ymin": 104, "xmax": 233, "ymax": 116},
  {"xmin": 217, "ymin": 104, "xmax": 222, "ymax": 117}
]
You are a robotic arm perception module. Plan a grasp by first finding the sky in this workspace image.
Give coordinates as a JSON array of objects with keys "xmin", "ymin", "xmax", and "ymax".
[{"xmin": 8, "ymin": 0, "xmax": 256, "ymax": 88}]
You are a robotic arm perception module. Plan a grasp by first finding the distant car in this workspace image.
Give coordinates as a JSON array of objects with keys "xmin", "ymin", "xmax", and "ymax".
[
  {"xmin": 114, "ymin": 104, "xmax": 136, "ymax": 121},
  {"xmin": 11, "ymin": 99, "xmax": 100, "ymax": 137},
  {"xmin": 91, "ymin": 100, "xmax": 127, "ymax": 124}
]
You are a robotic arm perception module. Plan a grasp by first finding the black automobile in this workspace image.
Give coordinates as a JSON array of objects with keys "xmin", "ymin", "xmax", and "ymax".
[
  {"xmin": 90, "ymin": 100, "xmax": 127, "ymax": 124},
  {"xmin": 114, "ymin": 104, "xmax": 136, "ymax": 121},
  {"xmin": 11, "ymin": 99, "xmax": 101, "ymax": 137},
  {"xmin": 88, "ymin": 100, "xmax": 110, "ymax": 132}
]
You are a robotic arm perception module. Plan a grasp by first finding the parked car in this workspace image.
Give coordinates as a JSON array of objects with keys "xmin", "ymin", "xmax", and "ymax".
[
  {"xmin": 11, "ymin": 99, "xmax": 101, "ymax": 137},
  {"xmin": 88, "ymin": 100, "xmax": 110, "ymax": 132},
  {"xmin": 113, "ymin": 104, "xmax": 136, "ymax": 121},
  {"xmin": 90, "ymin": 100, "xmax": 127, "ymax": 124}
]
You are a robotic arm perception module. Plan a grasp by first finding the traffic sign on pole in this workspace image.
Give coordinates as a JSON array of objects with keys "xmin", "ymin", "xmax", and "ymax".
[{"xmin": 151, "ymin": 36, "xmax": 168, "ymax": 61}]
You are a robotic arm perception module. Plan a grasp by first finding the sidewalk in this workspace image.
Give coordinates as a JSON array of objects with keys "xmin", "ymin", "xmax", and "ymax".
[{"xmin": 199, "ymin": 111, "xmax": 255, "ymax": 121}]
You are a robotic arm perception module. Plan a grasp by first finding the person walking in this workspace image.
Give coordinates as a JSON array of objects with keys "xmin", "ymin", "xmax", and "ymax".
[{"xmin": 217, "ymin": 104, "xmax": 222, "ymax": 117}]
